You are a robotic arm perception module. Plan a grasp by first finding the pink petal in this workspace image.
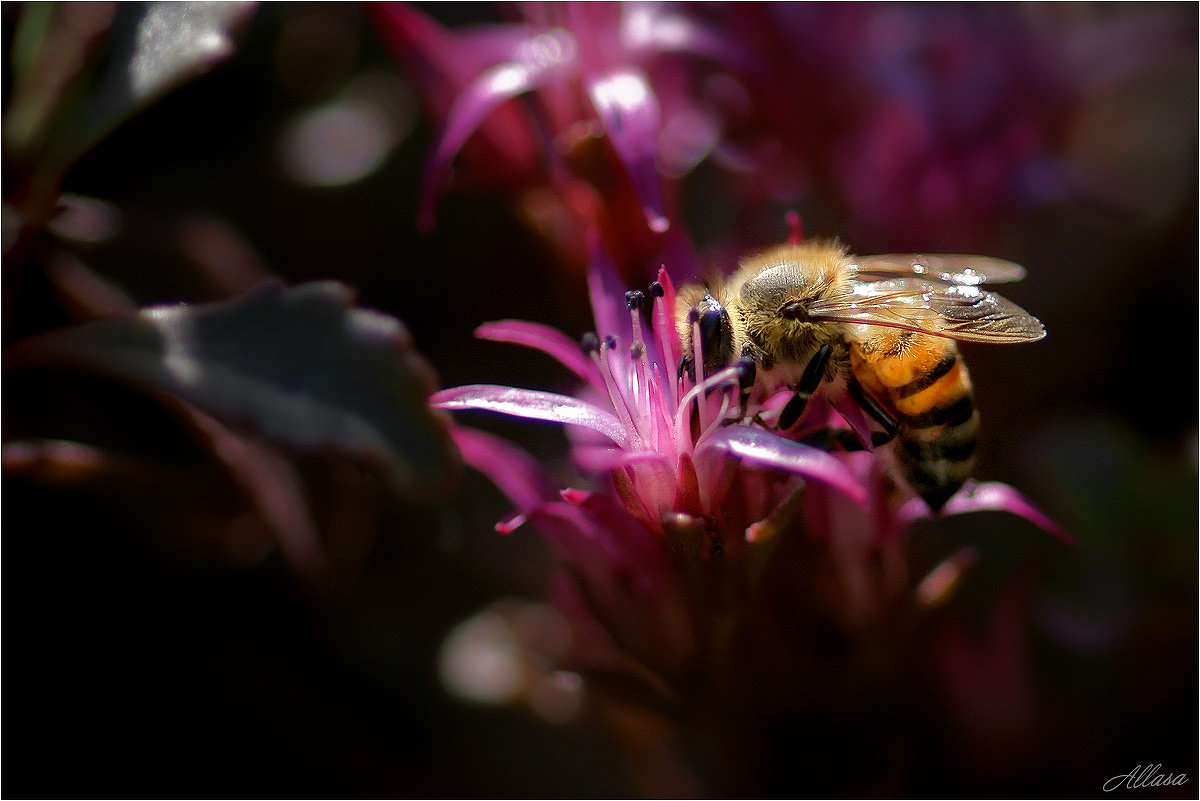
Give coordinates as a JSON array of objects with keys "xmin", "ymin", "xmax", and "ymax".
[
  {"xmin": 559, "ymin": 488, "xmax": 668, "ymax": 576},
  {"xmin": 476, "ymin": 319, "xmax": 601, "ymax": 390},
  {"xmin": 418, "ymin": 30, "xmax": 576, "ymax": 229},
  {"xmin": 829, "ymin": 390, "xmax": 877, "ymax": 451},
  {"xmin": 372, "ymin": 6, "xmax": 534, "ymax": 88},
  {"xmin": 942, "ymin": 481, "xmax": 1074, "ymax": 544},
  {"xmin": 431, "ymin": 384, "xmax": 631, "ymax": 448},
  {"xmin": 371, "ymin": 6, "xmax": 540, "ymax": 159},
  {"xmin": 673, "ymin": 451, "xmax": 702, "ymax": 515},
  {"xmin": 586, "ymin": 68, "xmax": 669, "ymax": 232},
  {"xmin": 697, "ymin": 426, "xmax": 867, "ymax": 503},
  {"xmin": 618, "ymin": 5, "xmax": 759, "ymax": 75},
  {"xmin": 652, "ymin": 266, "xmax": 682, "ymax": 369},
  {"xmin": 571, "ymin": 448, "xmax": 678, "ymax": 529},
  {"xmin": 449, "ymin": 425, "xmax": 558, "ymax": 514},
  {"xmin": 572, "ymin": 444, "xmax": 672, "ymax": 474},
  {"xmin": 525, "ymin": 502, "xmax": 600, "ymax": 563},
  {"xmin": 495, "ymin": 511, "xmax": 527, "ymax": 535},
  {"xmin": 587, "ymin": 239, "xmax": 633, "ymax": 347}
]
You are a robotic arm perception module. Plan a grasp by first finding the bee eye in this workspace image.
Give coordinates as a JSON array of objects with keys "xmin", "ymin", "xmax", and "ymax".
[
  {"xmin": 781, "ymin": 301, "xmax": 809, "ymax": 321},
  {"xmin": 735, "ymin": 357, "xmax": 756, "ymax": 390},
  {"xmin": 698, "ymin": 307, "xmax": 727, "ymax": 351}
]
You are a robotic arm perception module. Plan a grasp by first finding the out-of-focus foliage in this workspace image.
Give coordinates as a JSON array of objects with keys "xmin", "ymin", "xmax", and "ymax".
[{"xmin": 8, "ymin": 281, "xmax": 456, "ymax": 498}]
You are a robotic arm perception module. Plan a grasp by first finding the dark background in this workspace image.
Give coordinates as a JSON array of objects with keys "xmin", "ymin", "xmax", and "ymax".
[{"xmin": 4, "ymin": 3, "xmax": 1196, "ymax": 797}]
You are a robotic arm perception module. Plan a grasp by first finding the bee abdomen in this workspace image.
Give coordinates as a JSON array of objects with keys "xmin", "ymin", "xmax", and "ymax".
[
  {"xmin": 896, "ymin": 408, "xmax": 979, "ymax": 511},
  {"xmin": 851, "ymin": 335, "xmax": 983, "ymax": 511},
  {"xmin": 892, "ymin": 363, "xmax": 978, "ymax": 512}
]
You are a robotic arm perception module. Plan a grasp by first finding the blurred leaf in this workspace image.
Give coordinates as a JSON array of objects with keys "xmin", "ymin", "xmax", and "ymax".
[
  {"xmin": 11, "ymin": 2, "xmax": 61, "ymax": 81},
  {"xmin": 3, "ymin": 3, "xmax": 117, "ymax": 162},
  {"xmin": 127, "ymin": 2, "xmax": 256, "ymax": 101},
  {"xmin": 67, "ymin": 2, "xmax": 257, "ymax": 166},
  {"xmin": 5, "ymin": 282, "xmax": 458, "ymax": 498},
  {"xmin": 4, "ymin": 3, "xmax": 256, "ymax": 216}
]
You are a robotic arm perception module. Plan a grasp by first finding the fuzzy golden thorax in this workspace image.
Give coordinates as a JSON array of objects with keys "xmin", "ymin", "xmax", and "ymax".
[{"xmin": 731, "ymin": 241, "xmax": 852, "ymax": 366}]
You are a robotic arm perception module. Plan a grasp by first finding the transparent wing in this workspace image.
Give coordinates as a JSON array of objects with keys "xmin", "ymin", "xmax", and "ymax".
[
  {"xmin": 852, "ymin": 253, "xmax": 1027, "ymax": 285},
  {"xmin": 809, "ymin": 277, "xmax": 1046, "ymax": 343}
]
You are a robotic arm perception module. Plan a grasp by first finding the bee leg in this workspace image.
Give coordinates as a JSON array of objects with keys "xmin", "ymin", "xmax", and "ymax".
[
  {"xmin": 847, "ymin": 374, "xmax": 898, "ymax": 441},
  {"xmin": 779, "ymin": 344, "xmax": 833, "ymax": 430},
  {"xmin": 802, "ymin": 427, "xmax": 894, "ymax": 452},
  {"xmin": 733, "ymin": 356, "xmax": 757, "ymax": 421},
  {"xmin": 678, "ymin": 353, "xmax": 695, "ymax": 385}
]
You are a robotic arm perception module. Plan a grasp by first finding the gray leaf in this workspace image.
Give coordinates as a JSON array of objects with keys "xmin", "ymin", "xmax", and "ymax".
[{"xmin": 6, "ymin": 281, "xmax": 458, "ymax": 498}]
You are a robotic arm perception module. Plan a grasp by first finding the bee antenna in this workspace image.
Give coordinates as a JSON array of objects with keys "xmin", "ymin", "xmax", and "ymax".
[{"xmin": 785, "ymin": 210, "xmax": 803, "ymax": 245}]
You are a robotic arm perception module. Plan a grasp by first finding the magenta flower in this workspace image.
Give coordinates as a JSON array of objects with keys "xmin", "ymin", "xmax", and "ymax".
[
  {"xmin": 374, "ymin": 3, "xmax": 760, "ymax": 231},
  {"xmin": 706, "ymin": 4, "xmax": 1078, "ymax": 250},
  {"xmin": 373, "ymin": 2, "xmax": 753, "ymax": 279},
  {"xmin": 376, "ymin": 3, "xmax": 1153, "ymax": 258},
  {"xmin": 391, "ymin": 6, "xmax": 1077, "ymax": 789},
  {"xmin": 430, "ymin": 240, "xmax": 1065, "ymax": 681},
  {"xmin": 432, "ymin": 244, "xmax": 866, "ymax": 676}
]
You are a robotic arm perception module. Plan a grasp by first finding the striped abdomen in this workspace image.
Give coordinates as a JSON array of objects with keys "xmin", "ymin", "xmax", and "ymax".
[{"xmin": 850, "ymin": 331, "xmax": 979, "ymax": 511}]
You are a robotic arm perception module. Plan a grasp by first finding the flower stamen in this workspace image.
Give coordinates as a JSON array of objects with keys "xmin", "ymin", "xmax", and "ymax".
[
  {"xmin": 625, "ymin": 289, "xmax": 654, "ymax": 445},
  {"xmin": 648, "ymin": 279, "xmax": 679, "ymax": 412},
  {"xmin": 676, "ymin": 364, "xmax": 741, "ymax": 449},
  {"xmin": 605, "ymin": 334, "xmax": 652, "ymax": 447},
  {"xmin": 688, "ymin": 311, "xmax": 708, "ymax": 432}
]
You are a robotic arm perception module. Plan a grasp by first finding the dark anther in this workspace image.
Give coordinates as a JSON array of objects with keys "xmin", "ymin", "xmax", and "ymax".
[
  {"xmin": 625, "ymin": 289, "xmax": 645, "ymax": 310},
  {"xmin": 686, "ymin": 307, "xmax": 700, "ymax": 325},
  {"xmin": 648, "ymin": 281, "xmax": 664, "ymax": 298},
  {"xmin": 630, "ymin": 342, "xmax": 645, "ymax": 360},
  {"xmin": 580, "ymin": 332, "xmax": 600, "ymax": 355},
  {"xmin": 735, "ymin": 357, "xmax": 757, "ymax": 390},
  {"xmin": 603, "ymin": 334, "xmax": 618, "ymax": 350}
]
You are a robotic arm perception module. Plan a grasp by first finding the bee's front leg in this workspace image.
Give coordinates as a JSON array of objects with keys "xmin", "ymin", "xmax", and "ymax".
[
  {"xmin": 847, "ymin": 373, "xmax": 898, "ymax": 441},
  {"xmin": 778, "ymin": 344, "xmax": 833, "ymax": 430},
  {"xmin": 790, "ymin": 374, "xmax": 898, "ymax": 452}
]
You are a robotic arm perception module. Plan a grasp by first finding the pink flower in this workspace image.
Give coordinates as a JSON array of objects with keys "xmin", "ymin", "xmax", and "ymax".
[
  {"xmin": 430, "ymin": 240, "xmax": 1065, "ymax": 678},
  {"xmin": 432, "ymin": 243, "xmax": 864, "ymax": 676},
  {"xmin": 382, "ymin": 3, "xmax": 1189, "ymax": 266},
  {"xmin": 372, "ymin": 2, "xmax": 747, "ymax": 278}
]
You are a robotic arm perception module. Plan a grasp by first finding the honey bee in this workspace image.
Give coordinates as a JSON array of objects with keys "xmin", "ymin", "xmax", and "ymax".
[{"xmin": 676, "ymin": 240, "xmax": 1046, "ymax": 511}]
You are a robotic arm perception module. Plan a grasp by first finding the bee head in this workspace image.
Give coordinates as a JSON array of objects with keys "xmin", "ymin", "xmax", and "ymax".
[
  {"xmin": 740, "ymin": 264, "xmax": 821, "ymax": 330},
  {"xmin": 679, "ymin": 291, "xmax": 735, "ymax": 381},
  {"xmin": 737, "ymin": 259, "xmax": 841, "ymax": 364},
  {"xmin": 779, "ymin": 299, "xmax": 810, "ymax": 322}
]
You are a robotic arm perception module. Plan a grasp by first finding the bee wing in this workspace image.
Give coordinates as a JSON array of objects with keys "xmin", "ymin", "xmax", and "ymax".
[
  {"xmin": 853, "ymin": 254, "xmax": 1027, "ymax": 285},
  {"xmin": 809, "ymin": 277, "xmax": 1046, "ymax": 343}
]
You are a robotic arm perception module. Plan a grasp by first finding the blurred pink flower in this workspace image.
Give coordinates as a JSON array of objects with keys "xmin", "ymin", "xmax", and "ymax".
[
  {"xmin": 372, "ymin": 2, "xmax": 752, "ymax": 279},
  {"xmin": 705, "ymin": 4, "xmax": 1079, "ymax": 250},
  {"xmin": 374, "ymin": 4, "xmax": 730, "ymax": 239},
  {"xmin": 377, "ymin": 3, "xmax": 1165, "ymax": 257}
]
